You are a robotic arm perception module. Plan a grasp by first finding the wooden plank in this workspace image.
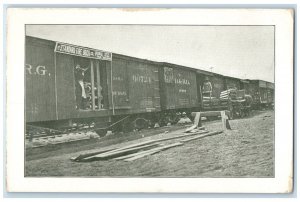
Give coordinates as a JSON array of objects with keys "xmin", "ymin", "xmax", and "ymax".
[
  {"xmin": 185, "ymin": 112, "xmax": 203, "ymax": 132},
  {"xmin": 81, "ymin": 143, "xmax": 160, "ymax": 161},
  {"xmin": 114, "ymin": 146, "xmax": 163, "ymax": 160},
  {"xmin": 123, "ymin": 150, "xmax": 162, "ymax": 161},
  {"xmin": 124, "ymin": 142, "xmax": 184, "ymax": 161},
  {"xmin": 180, "ymin": 131, "xmax": 223, "ymax": 143},
  {"xmin": 70, "ymin": 147, "xmax": 118, "ymax": 162},
  {"xmin": 107, "ymin": 130, "xmax": 208, "ymax": 153},
  {"xmin": 221, "ymin": 111, "xmax": 231, "ymax": 130},
  {"xmin": 192, "ymin": 111, "xmax": 230, "ymax": 118}
]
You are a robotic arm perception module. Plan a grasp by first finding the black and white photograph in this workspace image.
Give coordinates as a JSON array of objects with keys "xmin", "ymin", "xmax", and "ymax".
[
  {"xmin": 5, "ymin": 8, "xmax": 294, "ymax": 193},
  {"xmin": 24, "ymin": 24, "xmax": 275, "ymax": 177}
]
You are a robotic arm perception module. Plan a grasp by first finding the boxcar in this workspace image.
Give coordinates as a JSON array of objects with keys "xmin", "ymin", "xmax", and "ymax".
[
  {"xmin": 110, "ymin": 54, "xmax": 161, "ymax": 114},
  {"xmin": 26, "ymin": 36, "xmax": 164, "ymax": 127},
  {"xmin": 158, "ymin": 63, "xmax": 198, "ymax": 111},
  {"xmin": 26, "ymin": 37, "xmax": 114, "ymax": 123},
  {"xmin": 246, "ymin": 80, "xmax": 274, "ymax": 108}
]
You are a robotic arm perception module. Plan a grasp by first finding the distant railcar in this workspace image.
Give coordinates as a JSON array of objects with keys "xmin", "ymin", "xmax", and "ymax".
[{"xmin": 247, "ymin": 80, "xmax": 273, "ymax": 108}]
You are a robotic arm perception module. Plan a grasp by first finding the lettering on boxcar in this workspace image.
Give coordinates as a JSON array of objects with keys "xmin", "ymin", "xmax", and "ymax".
[
  {"xmin": 36, "ymin": 66, "xmax": 47, "ymax": 75},
  {"xmin": 75, "ymin": 47, "xmax": 83, "ymax": 55},
  {"xmin": 112, "ymin": 91, "xmax": 127, "ymax": 96},
  {"xmin": 25, "ymin": 64, "xmax": 33, "ymax": 75},
  {"xmin": 25, "ymin": 64, "xmax": 49, "ymax": 76},
  {"xmin": 175, "ymin": 78, "xmax": 190, "ymax": 85},
  {"xmin": 82, "ymin": 49, "xmax": 91, "ymax": 57},
  {"xmin": 164, "ymin": 67, "xmax": 174, "ymax": 83},
  {"xmin": 179, "ymin": 89, "xmax": 187, "ymax": 93},
  {"xmin": 55, "ymin": 42, "xmax": 112, "ymax": 61},
  {"xmin": 113, "ymin": 76, "xmax": 124, "ymax": 81},
  {"xmin": 132, "ymin": 75, "xmax": 152, "ymax": 83},
  {"xmin": 179, "ymin": 98, "xmax": 189, "ymax": 105}
]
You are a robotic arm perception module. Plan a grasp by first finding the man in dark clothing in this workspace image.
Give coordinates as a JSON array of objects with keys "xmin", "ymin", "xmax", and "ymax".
[
  {"xmin": 202, "ymin": 77, "xmax": 213, "ymax": 98},
  {"xmin": 74, "ymin": 64, "xmax": 89, "ymax": 109}
]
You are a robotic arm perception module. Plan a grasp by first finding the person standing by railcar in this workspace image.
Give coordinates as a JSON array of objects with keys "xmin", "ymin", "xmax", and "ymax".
[
  {"xmin": 74, "ymin": 64, "xmax": 89, "ymax": 109},
  {"xmin": 202, "ymin": 76, "xmax": 213, "ymax": 98}
]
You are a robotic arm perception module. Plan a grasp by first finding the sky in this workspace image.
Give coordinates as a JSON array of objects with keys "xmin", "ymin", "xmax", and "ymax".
[{"xmin": 26, "ymin": 25, "xmax": 274, "ymax": 82}]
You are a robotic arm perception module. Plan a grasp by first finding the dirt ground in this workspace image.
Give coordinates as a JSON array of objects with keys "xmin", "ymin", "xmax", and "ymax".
[{"xmin": 25, "ymin": 110, "xmax": 274, "ymax": 177}]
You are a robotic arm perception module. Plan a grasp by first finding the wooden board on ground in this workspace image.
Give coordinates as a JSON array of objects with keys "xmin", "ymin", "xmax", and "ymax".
[
  {"xmin": 70, "ymin": 147, "xmax": 118, "ymax": 161},
  {"xmin": 124, "ymin": 142, "xmax": 184, "ymax": 162},
  {"xmin": 74, "ymin": 130, "xmax": 208, "ymax": 162},
  {"xmin": 180, "ymin": 131, "xmax": 223, "ymax": 143},
  {"xmin": 81, "ymin": 143, "xmax": 160, "ymax": 161}
]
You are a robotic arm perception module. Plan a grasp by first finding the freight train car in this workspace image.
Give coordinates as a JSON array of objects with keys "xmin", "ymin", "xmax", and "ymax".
[
  {"xmin": 159, "ymin": 63, "xmax": 198, "ymax": 110},
  {"xmin": 26, "ymin": 37, "xmax": 163, "ymax": 132},
  {"xmin": 198, "ymin": 73, "xmax": 253, "ymax": 118},
  {"xmin": 197, "ymin": 72, "xmax": 229, "ymax": 111},
  {"xmin": 26, "ymin": 36, "xmax": 113, "ymax": 130},
  {"xmin": 245, "ymin": 80, "xmax": 274, "ymax": 109}
]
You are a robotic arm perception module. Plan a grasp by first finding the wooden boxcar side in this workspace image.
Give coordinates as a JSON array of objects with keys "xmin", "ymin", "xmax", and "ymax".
[
  {"xmin": 108, "ymin": 56, "xmax": 131, "ymax": 111},
  {"xmin": 240, "ymin": 79, "xmax": 251, "ymax": 95},
  {"xmin": 197, "ymin": 72, "xmax": 225, "ymax": 98},
  {"xmin": 108, "ymin": 54, "xmax": 161, "ymax": 114},
  {"xmin": 225, "ymin": 76, "xmax": 241, "ymax": 90},
  {"xmin": 127, "ymin": 60, "xmax": 161, "ymax": 113},
  {"xmin": 54, "ymin": 45, "xmax": 112, "ymax": 120},
  {"xmin": 248, "ymin": 80, "xmax": 260, "ymax": 105},
  {"xmin": 25, "ymin": 37, "xmax": 57, "ymax": 122},
  {"xmin": 159, "ymin": 63, "xmax": 198, "ymax": 110},
  {"xmin": 195, "ymin": 70, "xmax": 213, "ymax": 104},
  {"xmin": 258, "ymin": 80, "xmax": 268, "ymax": 104},
  {"xmin": 210, "ymin": 74, "xmax": 226, "ymax": 98}
]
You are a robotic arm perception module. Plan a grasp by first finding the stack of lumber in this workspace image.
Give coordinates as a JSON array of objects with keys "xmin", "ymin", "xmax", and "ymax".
[
  {"xmin": 203, "ymin": 96, "xmax": 217, "ymax": 100},
  {"xmin": 220, "ymin": 89, "xmax": 236, "ymax": 100},
  {"xmin": 71, "ymin": 129, "xmax": 223, "ymax": 162},
  {"xmin": 203, "ymin": 96, "xmax": 219, "ymax": 107}
]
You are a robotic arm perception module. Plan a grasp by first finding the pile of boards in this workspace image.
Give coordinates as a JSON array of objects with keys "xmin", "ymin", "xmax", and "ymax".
[
  {"xmin": 71, "ymin": 129, "xmax": 223, "ymax": 162},
  {"xmin": 220, "ymin": 89, "xmax": 237, "ymax": 100},
  {"xmin": 203, "ymin": 96, "xmax": 220, "ymax": 107}
]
